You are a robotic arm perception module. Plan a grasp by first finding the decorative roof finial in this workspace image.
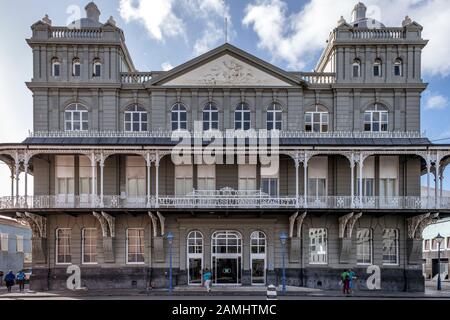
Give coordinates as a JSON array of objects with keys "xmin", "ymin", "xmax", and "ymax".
[
  {"xmin": 107, "ymin": 16, "xmax": 116, "ymax": 26},
  {"xmin": 338, "ymin": 16, "xmax": 347, "ymax": 26},
  {"xmin": 42, "ymin": 14, "xmax": 52, "ymax": 26},
  {"xmin": 402, "ymin": 15, "xmax": 412, "ymax": 27}
]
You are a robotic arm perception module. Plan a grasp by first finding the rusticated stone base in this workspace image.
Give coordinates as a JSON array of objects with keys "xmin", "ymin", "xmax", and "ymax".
[{"xmin": 29, "ymin": 266, "xmax": 424, "ymax": 292}]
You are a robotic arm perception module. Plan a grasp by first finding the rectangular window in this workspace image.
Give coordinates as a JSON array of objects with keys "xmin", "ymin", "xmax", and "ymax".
[
  {"xmin": 175, "ymin": 165, "xmax": 193, "ymax": 196},
  {"xmin": 309, "ymin": 228, "xmax": 327, "ymax": 264},
  {"xmin": 382, "ymin": 229, "xmax": 399, "ymax": 265},
  {"xmin": 1, "ymin": 233, "xmax": 8, "ymax": 252},
  {"xmin": 126, "ymin": 156, "xmax": 146, "ymax": 198},
  {"xmin": 53, "ymin": 64, "xmax": 60, "ymax": 77},
  {"xmin": 238, "ymin": 165, "xmax": 257, "ymax": 191},
  {"xmin": 261, "ymin": 178, "xmax": 278, "ymax": 197},
  {"xmin": 197, "ymin": 165, "xmax": 216, "ymax": 191},
  {"xmin": 79, "ymin": 156, "xmax": 92, "ymax": 196},
  {"xmin": 82, "ymin": 228, "xmax": 97, "ymax": 264},
  {"xmin": 304, "ymin": 112, "xmax": 329, "ymax": 133},
  {"xmin": 56, "ymin": 156, "xmax": 75, "ymax": 196},
  {"xmin": 357, "ymin": 228, "xmax": 372, "ymax": 265},
  {"xmin": 127, "ymin": 228, "xmax": 145, "ymax": 264},
  {"xmin": 73, "ymin": 64, "xmax": 81, "ymax": 77},
  {"xmin": 56, "ymin": 229, "xmax": 71, "ymax": 264},
  {"xmin": 374, "ymin": 65, "xmax": 380, "ymax": 77},
  {"xmin": 308, "ymin": 157, "xmax": 328, "ymax": 197},
  {"xmin": 16, "ymin": 235, "xmax": 24, "ymax": 253},
  {"xmin": 364, "ymin": 111, "xmax": 388, "ymax": 132}
]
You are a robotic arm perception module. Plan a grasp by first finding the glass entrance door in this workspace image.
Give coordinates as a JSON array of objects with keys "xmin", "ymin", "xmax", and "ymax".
[
  {"xmin": 212, "ymin": 257, "xmax": 241, "ymax": 284},
  {"xmin": 251, "ymin": 257, "xmax": 266, "ymax": 285},
  {"xmin": 188, "ymin": 258, "xmax": 202, "ymax": 285}
]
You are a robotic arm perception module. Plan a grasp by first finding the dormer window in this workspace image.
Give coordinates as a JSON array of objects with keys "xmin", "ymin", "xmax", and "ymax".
[
  {"xmin": 72, "ymin": 58, "xmax": 81, "ymax": 77},
  {"xmin": 394, "ymin": 59, "xmax": 402, "ymax": 76},
  {"xmin": 93, "ymin": 59, "xmax": 101, "ymax": 77},
  {"xmin": 373, "ymin": 59, "xmax": 382, "ymax": 77},
  {"xmin": 52, "ymin": 58, "xmax": 61, "ymax": 77},
  {"xmin": 352, "ymin": 59, "xmax": 361, "ymax": 78}
]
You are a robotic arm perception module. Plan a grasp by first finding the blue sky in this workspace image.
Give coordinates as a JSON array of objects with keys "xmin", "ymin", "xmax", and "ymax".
[{"xmin": 0, "ymin": 0, "xmax": 450, "ymax": 195}]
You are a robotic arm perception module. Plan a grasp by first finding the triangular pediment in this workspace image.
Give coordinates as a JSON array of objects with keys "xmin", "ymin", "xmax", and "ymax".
[{"xmin": 151, "ymin": 44, "xmax": 301, "ymax": 87}]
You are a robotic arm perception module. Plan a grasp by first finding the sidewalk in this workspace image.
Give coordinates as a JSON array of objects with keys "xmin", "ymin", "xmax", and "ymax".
[{"xmin": 1, "ymin": 284, "xmax": 450, "ymax": 299}]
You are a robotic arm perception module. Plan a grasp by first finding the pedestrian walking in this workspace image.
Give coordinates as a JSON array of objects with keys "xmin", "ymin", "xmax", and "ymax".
[
  {"xmin": 16, "ymin": 270, "xmax": 26, "ymax": 292},
  {"xmin": 4, "ymin": 270, "xmax": 15, "ymax": 293},
  {"xmin": 348, "ymin": 269, "xmax": 356, "ymax": 294},
  {"xmin": 340, "ymin": 269, "xmax": 350, "ymax": 295},
  {"xmin": 0, "ymin": 271, "xmax": 4, "ymax": 287},
  {"xmin": 203, "ymin": 268, "xmax": 212, "ymax": 293}
]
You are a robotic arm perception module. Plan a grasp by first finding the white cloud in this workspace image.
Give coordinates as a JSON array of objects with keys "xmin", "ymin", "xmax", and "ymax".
[
  {"xmin": 243, "ymin": 0, "xmax": 450, "ymax": 76},
  {"xmin": 119, "ymin": 0, "xmax": 231, "ymax": 53},
  {"xmin": 119, "ymin": 0, "xmax": 185, "ymax": 41},
  {"xmin": 425, "ymin": 93, "xmax": 448, "ymax": 110},
  {"xmin": 194, "ymin": 22, "xmax": 225, "ymax": 55},
  {"xmin": 161, "ymin": 62, "xmax": 174, "ymax": 71}
]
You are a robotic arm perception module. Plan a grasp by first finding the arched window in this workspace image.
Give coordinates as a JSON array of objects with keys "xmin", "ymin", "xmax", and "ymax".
[
  {"xmin": 124, "ymin": 105, "xmax": 148, "ymax": 132},
  {"xmin": 356, "ymin": 228, "xmax": 373, "ymax": 265},
  {"xmin": 382, "ymin": 229, "xmax": 399, "ymax": 265},
  {"xmin": 250, "ymin": 231, "xmax": 266, "ymax": 254},
  {"xmin": 93, "ymin": 59, "xmax": 102, "ymax": 77},
  {"xmin": 171, "ymin": 103, "xmax": 187, "ymax": 131},
  {"xmin": 267, "ymin": 103, "xmax": 282, "ymax": 131},
  {"xmin": 72, "ymin": 58, "xmax": 81, "ymax": 77},
  {"xmin": 51, "ymin": 58, "xmax": 61, "ymax": 77},
  {"xmin": 373, "ymin": 59, "xmax": 382, "ymax": 77},
  {"xmin": 203, "ymin": 102, "xmax": 219, "ymax": 131},
  {"xmin": 250, "ymin": 231, "xmax": 267, "ymax": 285},
  {"xmin": 309, "ymin": 228, "xmax": 327, "ymax": 264},
  {"xmin": 352, "ymin": 59, "xmax": 361, "ymax": 78},
  {"xmin": 394, "ymin": 58, "xmax": 402, "ymax": 76},
  {"xmin": 305, "ymin": 105, "xmax": 329, "ymax": 133},
  {"xmin": 235, "ymin": 103, "xmax": 251, "ymax": 131},
  {"xmin": 82, "ymin": 228, "xmax": 97, "ymax": 264},
  {"xmin": 364, "ymin": 103, "xmax": 388, "ymax": 132},
  {"xmin": 187, "ymin": 231, "xmax": 204, "ymax": 285},
  {"xmin": 212, "ymin": 231, "xmax": 242, "ymax": 254},
  {"xmin": 65, "ymin": 103, "xmax": 88, "ymax": 131}
]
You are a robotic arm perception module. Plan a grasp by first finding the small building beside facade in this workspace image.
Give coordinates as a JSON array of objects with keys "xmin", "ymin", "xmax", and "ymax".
[
  {"xmin": 0, "ymin": 216, "xmax": 32, "ymax": 274},
  {"xmin": 422, "ymin": 220, "xmax": 450, "ymax": 280}
]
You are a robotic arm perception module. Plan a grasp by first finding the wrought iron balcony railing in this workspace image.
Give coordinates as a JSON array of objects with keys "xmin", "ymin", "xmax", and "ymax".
[
  {"xmin": 2, "ymin": 195, "xmax": 448, "ymax": 211},
  {"xmin": 28, "ymin": 130, "xmax": 423, "ymax": 139}
]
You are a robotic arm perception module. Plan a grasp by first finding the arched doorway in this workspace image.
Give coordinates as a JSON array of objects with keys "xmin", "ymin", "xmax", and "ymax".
[
  {"xmin": 250, "ymin": 231, "xmax": 267, "ymax": 285},
  {"xmin": 211, "ymin": 231, "xmax": 242, "ymax": 285},
  {"xmin": 187, "ymin": 231, "xmax": 203, "ymax": 285}
]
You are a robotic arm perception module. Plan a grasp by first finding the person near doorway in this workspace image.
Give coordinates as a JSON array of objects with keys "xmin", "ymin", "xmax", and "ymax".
[
  {"xmin": 4, "ymin": 270, "xmax": 15, "ymax": 293},
  {"xmin": 348, "ymin": 269, "xmax": 356, "ymax": 294},
  {"xmin": 16, "ymin": 270, "xmax": 26, "ymax": 292},
  {"xmin": 203, "ymin": 268, "xmax": 212, "ymax": 293},
  {"xmin": 340, "ymin": 269, "xmax": 350, "ymax": 295}
]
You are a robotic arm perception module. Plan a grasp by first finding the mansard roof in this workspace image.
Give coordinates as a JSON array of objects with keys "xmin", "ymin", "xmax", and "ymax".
[{"xmin": 148, "ymin": 43, "xmax": 304, "ymax": 87}]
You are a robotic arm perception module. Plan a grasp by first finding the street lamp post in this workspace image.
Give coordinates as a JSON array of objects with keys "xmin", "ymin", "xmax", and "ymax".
[
  {"xmin": 279, "ymin": 232, "xmax": 288, "ymax": 295},
  {"xmin": 434, "ymin": 233, "xmax": 444, "ymax": 291},
  {"xmin": 167, "ymin": 231, "xmax": 174, "ymax": 294}
]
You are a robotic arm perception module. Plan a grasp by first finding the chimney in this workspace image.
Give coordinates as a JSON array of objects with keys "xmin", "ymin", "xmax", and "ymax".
[
  {"xmin": 85, "ymin": 2, "xmax": 101, "ymax": 22},
  {"xmin": 351, "ymin": 2, "xmax": 367, "ymax": 22}
]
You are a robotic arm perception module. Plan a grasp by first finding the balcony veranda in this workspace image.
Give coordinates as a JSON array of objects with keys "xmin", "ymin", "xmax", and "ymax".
[{"xmin": 2, "ymin": 193, "xmax": 449, "ymax": 211}]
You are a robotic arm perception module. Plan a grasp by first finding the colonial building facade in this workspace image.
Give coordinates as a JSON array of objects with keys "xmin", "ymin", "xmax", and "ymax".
[{"xmin": 0, "ymin": 2, "xmax": 449, "ymax": 291}]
